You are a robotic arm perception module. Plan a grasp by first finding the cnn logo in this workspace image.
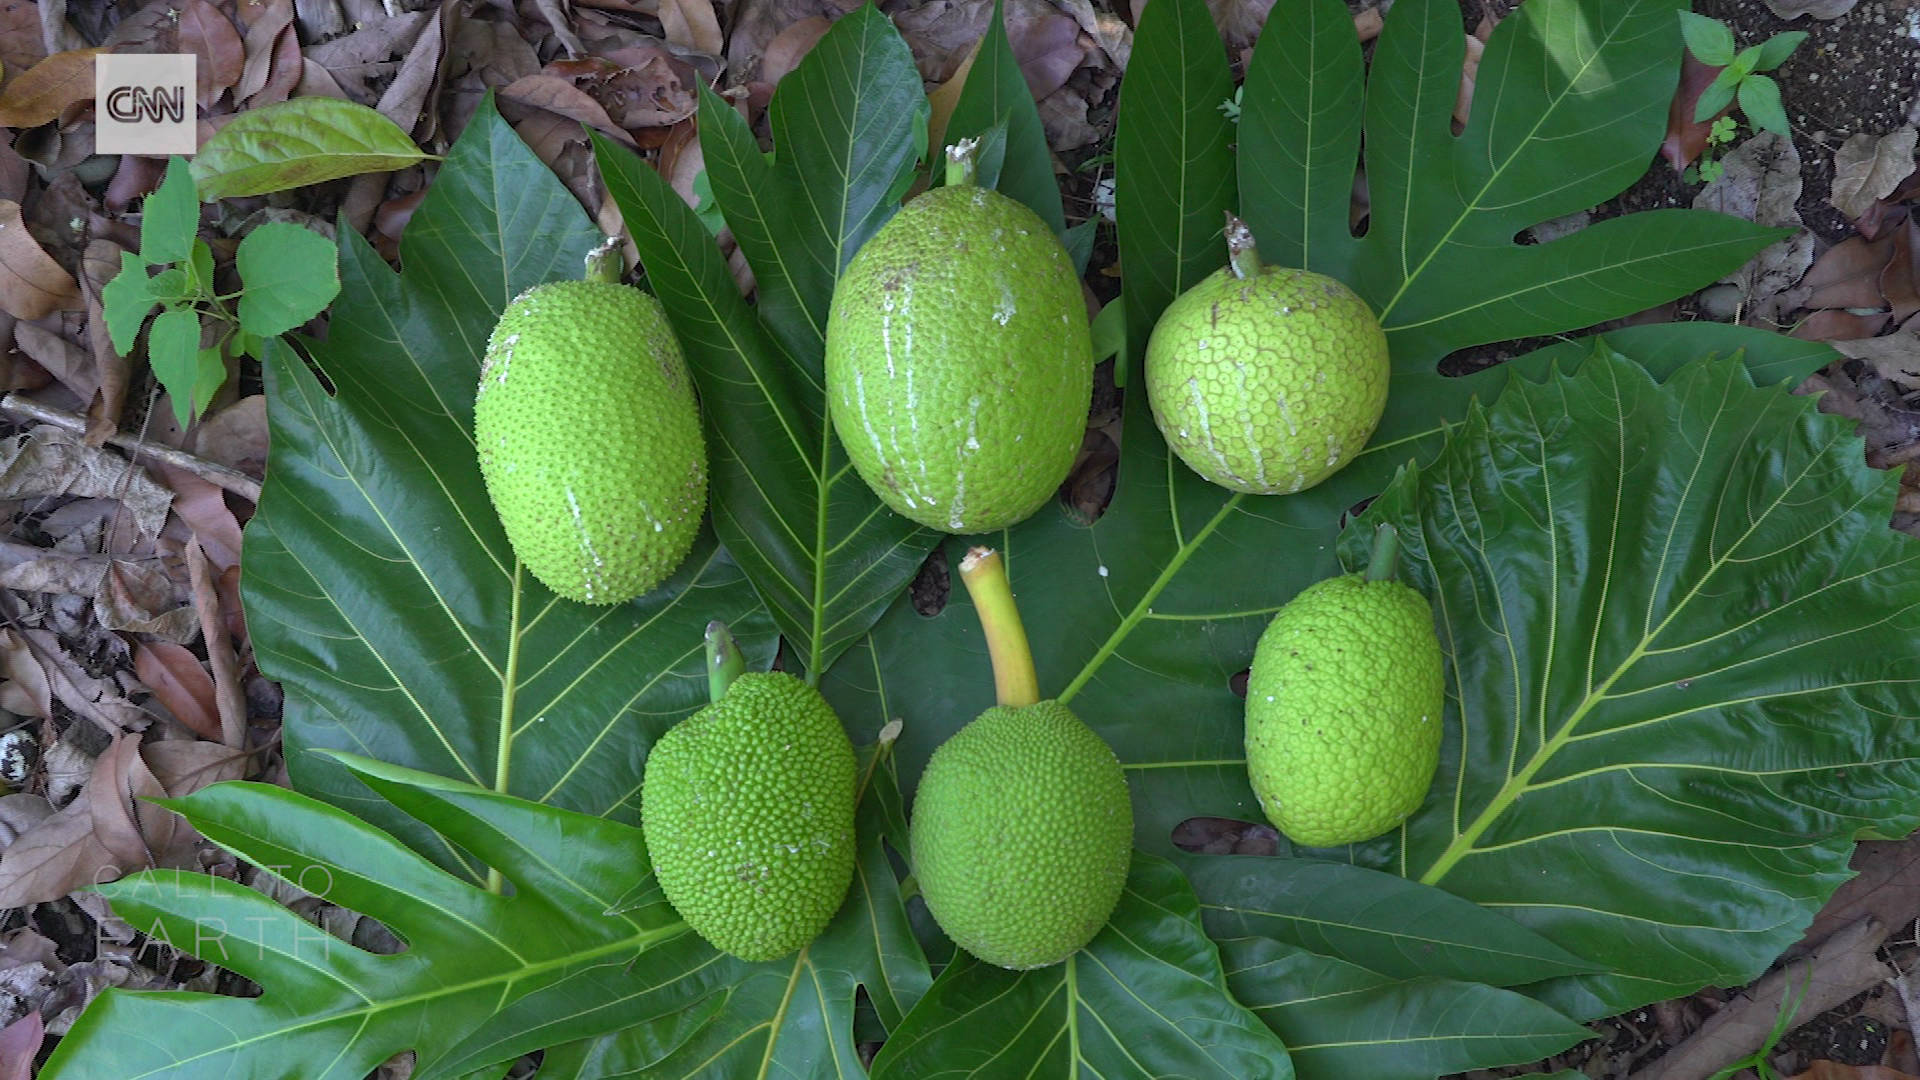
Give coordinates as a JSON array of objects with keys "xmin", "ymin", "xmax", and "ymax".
[{"xmin": 95, "ymin": 53, "xmax": 196, "ymax": 155}]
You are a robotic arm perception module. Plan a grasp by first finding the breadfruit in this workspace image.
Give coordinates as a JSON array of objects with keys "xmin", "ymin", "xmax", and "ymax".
[
  {"xmin": 641, "ymin": 672, "xmax": 858, "ymax": 962},
  {"xmin": 1144, "ymin": 226, "xmax": 1388, "ymax": 496},
  {"xmin": 1244, "ymin": 560, "xmax": 1444, "ymax": 847},
  {"xmin": 474, "ymin": 279, "xmax": 706, "ymax": 604},
  {"xmin": 825, "ymin": 174, "xmax": 1092, "ymax": 533},
  {"xmin": 909, "ymin": 700, "xmax": 1132, "ymax": 969}
]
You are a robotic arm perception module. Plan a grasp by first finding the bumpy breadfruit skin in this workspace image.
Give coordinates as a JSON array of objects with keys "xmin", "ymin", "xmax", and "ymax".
[
  {"xmin": 1144, "ymin": 266, "xmax": 1389, "ymax": 495},
  {"xmin": 1244, "ymin": 574, "xmax": 1445, "ymax": 847},
  {"xmin": 825, "ymin": 184, "xmax": 1092, "ymax": 533},
  {"xmin": 641, "ymin": 672, "xmax": 858, "ymax": 962},
  {"xmin": 909, "ymin": 700, "xmax": 1132, "ymax": 969},
  {"xmin": 474, "ymin": 280, "xmax": 707, "ymax": 605}
]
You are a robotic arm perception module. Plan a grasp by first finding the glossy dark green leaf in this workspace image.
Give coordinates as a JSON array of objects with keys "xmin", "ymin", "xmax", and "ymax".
[
  {"xmin": 503, "ymin": 742, "xmax": 931, "ymax": 1080},
  {"xmin": 946, "ymin": 0, "xmax": 1066, "ymax": 236},
  {"xmin": 1182, "ymin": 856, "xmax": 1596, "ymax": 986},
  {"xmin": 40, "ymin": 757, "xmax": 690, "ymax": 1079},
  {"xmin": 597, "ymin": 132, "xmax": 928, "ymax": 681},
  {"xmin": 870, "ymin": 854, "xmax": 1291, "ymax": 1079},
  {"xmin": 1356, "ymin": 347, "xmax": 1920, "ymax": 1018},
  {"xmin": 240, "ymin": 99, "xmax": 776, "ymax": 868},
  {"xmin": 1113, "ymin": 0, "xmax": 1235, "ymax": 367},
  {"xmin": 1219, "ymin": 937, "xmax": 1592, "ymax": 1080}
]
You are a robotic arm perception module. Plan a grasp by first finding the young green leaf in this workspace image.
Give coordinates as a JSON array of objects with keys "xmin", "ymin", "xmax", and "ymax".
[
  {"xmin": 1752, "ymin": 29, "xmax": 1807, "ymax": 71},
  {"xmin": 185, "ymin": 237, "xmax": 214, "ymax": 294},
  {"xmin": 146, "ymin": 307, "xmax": 206, "ymax": 427},
  {"xmin": 1676, "ymin": 10, "xmax": 1735, "ymax": 66},
  {"xmin": 1090, "ymin": 296, "xmax": 1125, "ymax": 364},
  {"xmin": 146, "ymin": 266, "xmax": 189, "ymax": 301},
  {"xmin": 191, "ymin": 346, "xmax": 226, "ymax": 419},
  {"xmin": 1062, "ymin": 217, "xmax": 1097, "ymax": 276},
  {"xmin": 1693, "ymin": 66, "xmax": 1740, "ymax": 122},
  {"xmin": 1728, "ymin": 42, "xmax": 1761, "ymax": 78},
  {"xmin": 234, "ymin": 221, "xmax": 340, "ymax": 336},
  {"xmin": 1219, "ymin": 937, "xmax": 1595, "ymax": 1080},
  {"xmin": 1738, "ymin": 74, "xmax": 1791, "ymax": 137},
  {"xmin": 191, "ymin": 96, "xmax": 430, "ymax": 200},
  {"xmin": 959, "ymin": 114, "xmax": 1011, "ymax": 191},
  {"xmin": 99, "ymin": 251, "xmax": 157, "ymax": 354},
  {"xmin": 140, "ymin": 156, "xmax": 199, "ymax": 266}
]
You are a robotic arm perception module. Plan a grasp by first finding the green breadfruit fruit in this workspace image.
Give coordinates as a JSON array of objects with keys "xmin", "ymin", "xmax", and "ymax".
[
  {"xmin": 641, "ymin": 672, "xmax": 858, "ymax": 962},
  {"xmin": 825, "ymin": 162, "xmax": 1093, "ymax": 534},
  {"xmin": 909, "ymin": 700, "xmax": 1132, "ymax": 969},
  {"xmin": 474, "ymin": 279, "xmax": 707, "ymax": 605},
  {"xmin": 1244, "ymin": 540, "xmax": 1445, "ymax": 847},
  {"xmin": 1144, "ymin": 220, "xmax": 1389, "ymax": 495}
]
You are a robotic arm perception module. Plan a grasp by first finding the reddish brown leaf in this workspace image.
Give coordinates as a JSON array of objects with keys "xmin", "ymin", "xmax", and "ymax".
[
  {"xmin": 500, "ymin": 73, "xmax": 636, "ymax": 146},
  {"xmin": 1800, "ymin": 233, "xmax": 1898, "ymax": 312},
  {"xmin": 0, "ymin": 0, "xmax": 46, "ymax": 85},
  {"xmin": 0, "ymin": 787, "xmax": 119, "ymax": 907},
  {"xmin": 659, "ymin": 0, "xmax": 724, "ymax": 56},
  {"xmin": 1793, "ymin": 307, "xmax": 1889, "ymax": 342},
  {"xmin": 1010, "ymin": 5, "xmax": 1087, "ymax": 101},
  {"xmin": 180, "ymin": 0, "xmax": 245, "ymax": 105},
  {"xmin": 760, "ymin": 17, "xmax": 835, "ymax": 88},
  {"xmin": 187, "ymin": 538, "xmax": 246, "ymax": 747},
  {"xmin": 0, "ymin": 200, "xmax": 80, "ymax": 320},
  {"xmin": 89, "ymin": 733, "xmax": 171, "ymax": 869},
  {"xmin": 1454, "ymin": 33, "xmax": 1485, "ymax": 132},
  {"xmin": 0, "ymin": 1010, "xmax": 43, "ymax": 1080},
  {"xmin": 1831, "ymin": 127, "xmax": 1918, "ymax": 222},
  {"xmin": 1660, "ymin": 52, "xmax": 1728, "ymax": 172},
  {"xmin": 233, "ymin": 1, "xmax": 293, "ymax": 105},
  {"xmin": 190, "ymin": 394, "xmax": 268, "ymax": 481},
  {"xmin": 0, "ymin": 48, "xmax": 107, "ymax": 130},
  {"xmin": 133, "ymin": 641, "xmax": 222, "ymax": 741}
]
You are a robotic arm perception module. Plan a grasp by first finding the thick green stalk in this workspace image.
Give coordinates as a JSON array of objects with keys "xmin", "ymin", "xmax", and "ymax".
[
  {"xmin": 958, "ymin": 547, "xmax": 1040, "ymax": 707},
  {"xmin": 1364, "ymin": 523, "xmax": 1402, "ymax": 583},
  {"xmin": 945, "ymin": 137, "xmax": 980, "ymax": 188},
  {"xmin": 583, "ymin": 235, "xmax": 623, "ymax": 283},
  {"xmin": 705, "ymin": 620, "xmax": 746, "ymax": 703}
]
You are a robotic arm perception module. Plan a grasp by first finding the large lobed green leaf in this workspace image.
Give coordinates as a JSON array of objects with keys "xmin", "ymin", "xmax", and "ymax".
[
  {"xmin": 1363, "ymin": 347, "xmax": 1920, "ymax": 1018},
  {"xmin": 870, "ymin": 854, "xmax": 1291, "ymax": 1079},
  {"xmin": 239, "ymin": 97, "xmax": 776, "ymax": 870},
  {"xmin": 41, "ymin": 756, "xmax": 691, "ymax": 1078},
  {"xmin": 598, "ymin": 6, "xmax": 934, "ymax": 680}
]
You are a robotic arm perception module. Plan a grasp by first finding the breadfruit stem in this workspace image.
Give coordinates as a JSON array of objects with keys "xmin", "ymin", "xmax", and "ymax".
[
  {"xmin": 705, "ymin": 620, "xmax": 747, "ymax": 703},
  {"xmin": 1224, "ymin": 213, "xmax": 1261, "ymax": 280},
  {"xmin": 584, "ymin": 236, "xmax": 623, "ymax": 284},
  {"xmin": 1364, "ymin": 524, "xmax": 1402, "ymax": 583},
  {"xmin": 945, "ymin": 137, "xmax": 981, "ymax": 188},
  {"xmin": 958, "ymin": 547, "xmax": 1041, "ymax": 707}
]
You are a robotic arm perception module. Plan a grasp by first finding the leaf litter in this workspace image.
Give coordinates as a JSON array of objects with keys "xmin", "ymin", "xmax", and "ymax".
[{"xmin": 4, "ymin": 0, "xmax": 1920, "ymax": 1072}]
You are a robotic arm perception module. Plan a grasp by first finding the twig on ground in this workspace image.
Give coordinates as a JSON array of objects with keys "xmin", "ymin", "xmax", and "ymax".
[
  {"xmin": 1631, "ymin": 916, "xmax": 1892, "ymax": 1080},
  {"xmin": 0, "ymin": 393, "xmax": 263, "ymax": 503}
]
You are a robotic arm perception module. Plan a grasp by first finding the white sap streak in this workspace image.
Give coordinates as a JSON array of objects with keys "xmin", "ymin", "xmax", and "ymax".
[{"xmin": 565, "ymin": 487, "xmax": 604, "ymax": 601}]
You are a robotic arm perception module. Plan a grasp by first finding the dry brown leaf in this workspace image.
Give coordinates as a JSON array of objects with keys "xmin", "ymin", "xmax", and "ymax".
[
  {"xmin": 0, "ymin": 796, "xmax": 54, "ymax": 849},
  {"xmin": 189, "ymin": 395, "xmax": 268, "ymax": 481},
  {"xmin": 157, "ymin": 463, "xmax": 244, "ymax": 570},
  {"xmin": 1761, "ymin": 0, "xmax": 1857, "ymax": 17},
  {"xmin": 1205, "ymin": 0, "xmax": 1274, "ymax": 53},
  {"xmin": 0, "ymin": 0, "xmax": 47, "ymax": 84},
  {"xmin": 585, "ymin": 47, "xmax": 700, "ymax": 131},
  {"xmin": 0, "ymin": 200, "xmax": 81, "ymax": 321},
  {"xmin": 1800, "ymin": 233, "xmax": 1897, "ymax": 313},
  {"xmin": 10, "ymin": 319, "xmax": 95, "ymax": 404},
  {"xmin": 501, "ymin": 73, "xmax": 637, "ymax": 146},
  {"xmin": 89, "ymin": 733, "xmax": 171, "ymax": 869},
  {"xmin": 14, "ymin": 627, "xmax": 149, "ymax": 734},
  {"xmin": 0, "ymin": 48, "xmax": 105, "ymax": 129},
  {"xmin": 1454, "ymin": 33, "xmax": 1485, "ymax": 132},
  {"xmin": 186, "ymin": 538, "xmax": 245, "ymax": 747},
  {"xmin": 759, "ymin": 16, "xmax": 835, "ymax": 88},
  {"xmin": 180, "ymin": 0, "xmax": 244, "ymax": 105},
  {"xmin": 659, "ymin": 0, "xmax": 724, "ymax": 56},
  {"xmin": 79, "ymin": 239, "xmax": 131, "ymax": 442},
  {"xmin": 1693, "ymin": 133, "xmax": 1811, "ymax": 326},
  {"xmin": 141, "ymin": 739, "xmax": 250, "ymax": 795},
  {"xmin": 0, "ymin": 632, "xmax": 50, "ymax": 721},
  {"xmin": 1794, "ymin": 307, "xmax": 1890, "ymax": 343},
  {"xmin": 1660, "ymin": 53, "xmax": 1727, "ymax": 172},
  {"xmin": 1009, "ymin": 2, "xmax": 1087, "ymax": 101},
  {"xmin": 0, "ymin": 1008, "xmax": 42, "ymax": 1080},
  {"xmin": 0, "ymin": 787, "xmax": 120, "ymax": 907},
  {"xmin": 1796, "ymin": 832, "xmax": 1920, "ymax": 955},
  {"xmin": 97, "ymin": 559, "xmax": 197, "ymax": 641},
  {"xmin": 1831, "ymin": 127, "xmax": 1919, "ymax": 222},
  {"xmin": 1831, "ymin": 324, "xmax": 1920, "ymax": 384},
  {"xmin": 132, "ymin": 642, "xmax": 221, "ymax": 741},
  {"xmin": 925, "ymin": 36, "xmax": 981, "ymax": 168},
  {"xmin": 234, "ymin": 0, "xmax": 293, "ymax": 105},
  {"xmin": 374, "ymin": 4, "xmax": 446, "ymax": 138},
  {"xmin": 0, "ymin": 425, "xmax": 172, "ymax": 539}
]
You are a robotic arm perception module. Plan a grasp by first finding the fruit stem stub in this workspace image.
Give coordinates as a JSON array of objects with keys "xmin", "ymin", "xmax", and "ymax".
[
  {"xmin": 705, "ymin": 620, "xmax": 747, "ymax": 703},
  {"xmin": 945, "ymin": 137, "xmax": 981, "ymax": 189},
  {"xmin": 958, "ymin": 547, "xmax": 1042, "ymax": 707},
  {"xmin": 1364, "ymin": 523, "xmax": 1403, "ymax": 583},
  {"xmin": 583, "ymin": 236, "xmax": 623, "ymax": 284},
  {"xmin": 1224, "ymin": 213, "xmax": 1262, "ymax": 280}
]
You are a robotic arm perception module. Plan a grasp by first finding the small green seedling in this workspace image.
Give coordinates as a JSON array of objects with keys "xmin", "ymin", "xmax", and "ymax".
[
  {"xmin": 1679, "ymin": 11, "xmax": 1805, "ymax": 140},
  {"xmin": 1704, "ymin": 967, "xmax": 1809, "ymax": 1080},
  {"xmin": 1684, "ymin": 115, "xmax": 1741, "ymax": 184},
  {"xmin": 101, "ymin": 156, "xmax": 340, "ymax": 426}
]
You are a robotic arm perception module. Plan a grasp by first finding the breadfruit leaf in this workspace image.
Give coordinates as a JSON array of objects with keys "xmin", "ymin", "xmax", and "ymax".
[
  {"xmin": 596, "ymin": 5, "xmax": 937, "ymax": 679},
  {"xmin": 239, "ymin": 97, "xmax": 776, "ymax": 869}
]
